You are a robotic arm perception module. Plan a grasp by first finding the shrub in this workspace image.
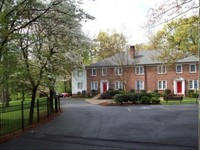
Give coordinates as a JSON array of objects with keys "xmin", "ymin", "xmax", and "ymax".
[
  {"xmin": 114, "ymin": 94, "xmax": 124, "ymax": 104},
  {"xmin": 150, "ymin": 92, "xmax": 161, "ymax": 98},
  {"xmin": 82, "ymin": 90, "xmax": 86, "ymax": 96},
  {"xmin": 139, "ymin": 92, "xmax": 152, "ymax": 100},
  {"xmin": 140, "ymin": 96, "xmax": 151, "ymax": 104},
  {"xmin": 140, "ymin": 90, "xmax": 147, "ymax": 93},
  {"xmin": 91, "ymin": 89, "xmax": 97, "ymax": 96},
  {"xmin": 114, "ymin": 94, "xmax": 130, "ymax": 104},
  {"xmin": 77, "ymin": 91, "xmax": 81, "ymax": 95},
  {"xmin": 107, "ymin": 89, "xmax": 119, "ymax": 98},
  {"xmin": 187, "ymin": 90, "xmax": 194, "ymax": 97},
  {"xmin": 118, "ymin": 88, "xmax": 124, "ymax": 93},
  {"xmin": 164, "ymin": 89, "xmax": 171, "ymax": 95},
  {"xmin": 191, "ymin": 92, "xmax": 199, "ymax": 98},
  {"xmin": 153, "ymin": 89, "xmax": 158, "ymax": 93},
  {"xmin": 151, "ymin": 97, "xmax": 161, "ymax": 104},
  {"xmin": 129, "ymin": 89, "xmax": 135, "ymax": 93},
  {"xmin": 127, "ymin": 93, "xmax": 138, "ymax": 103}
]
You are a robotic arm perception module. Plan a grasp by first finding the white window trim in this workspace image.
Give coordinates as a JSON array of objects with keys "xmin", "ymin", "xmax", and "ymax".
[
  {"xmin": 91, "ymin": 81, "xmax": 98, "ymax": 90},
  {"xmin": 77, "ymin": 82, "xmax": 83, "ymax": 89},
  {"xmin": 102, "ymin": 68, "xmax": 107, "ymax": 76},
  {"xmin": 115, "ymin": 81, "xmax": 123, "ymax": 90},
  {"xmin": 77, "ymin": 70, "xmax": 83, "ymax": 77},
  {"xmin": 189, "ymin": 80, "xmax": 199, "ymax": 90},
  {"xmin": 157, "ymin": 65, "xmax": 167, "ymax": 74},
  {"xmin": 189, "ymin": 64, "xmax": 197, "ymax": 73},
  {"xmin": 176, "ymin": 64, "xmax": 182, "ymax": 73},
  {"xmin": 135, "ymin": 80, "xmax": 144, "ymax": 90},
  {"xmin": 115, "ymin": 67, "xmax": 123, "ymax": 75},
  {"xmin": 158, "ymin": 80, "xmax": 167, "ymax": 90},
  {"xmin": 135, "ymin": 66, "xmax": 144, "ymax": 75},
  {"xmin": 91, "ymin": 68, "xmax": 97, "ymax": 76}
]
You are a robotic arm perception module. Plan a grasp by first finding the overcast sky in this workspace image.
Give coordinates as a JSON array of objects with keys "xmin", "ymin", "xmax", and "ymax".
[{"xmin": 81, "ymin": 0, "xmax": 164, "ymax": 45}]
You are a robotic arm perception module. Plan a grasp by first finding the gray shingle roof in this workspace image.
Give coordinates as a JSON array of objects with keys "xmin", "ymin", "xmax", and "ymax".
[{"xmin": 87, "ymin": 50, "xmax": 199, "ymax": 68}]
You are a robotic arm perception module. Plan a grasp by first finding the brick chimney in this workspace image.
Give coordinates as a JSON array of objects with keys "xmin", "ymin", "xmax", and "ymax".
[{"xmin": 129, "ymin": 45, "xmax": 135, "ymax": 58}]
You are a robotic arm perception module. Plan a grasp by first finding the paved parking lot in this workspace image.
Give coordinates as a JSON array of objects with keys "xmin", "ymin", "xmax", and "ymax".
[{"xmin": 0, "ymin": 99, "xmax": 198, "ymax": 149}]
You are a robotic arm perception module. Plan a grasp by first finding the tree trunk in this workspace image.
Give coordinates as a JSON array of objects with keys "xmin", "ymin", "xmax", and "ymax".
[
  {"xmin": 49, "ymin": 87, "xmax": 54, "ymax": 114},
  {"xmin": 29, "ymin": 86, "xmax": 37, "ymax": 125}
]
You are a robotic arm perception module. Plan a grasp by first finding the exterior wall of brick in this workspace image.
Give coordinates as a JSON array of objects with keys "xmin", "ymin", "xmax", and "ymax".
[{"xmin": 86, "ymin": 63, "xmax": 198, "ymax": 96}]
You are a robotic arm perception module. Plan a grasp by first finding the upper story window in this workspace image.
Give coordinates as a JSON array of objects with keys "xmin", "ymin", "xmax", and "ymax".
[
  {"xmin": 158, "ymin": 80, "xmax": 167, "ymax": 90},
  {"xmin": 189, "ymin": 80, "xmax": 198, "ymax": 90},
  {"xmin": 115, "ymin": 67, "xmax": 122, "ymax": 75},
  {"xmin": 189, "ymin": 64, "xmax": 196, "ymax": 73},
  {"xmin": 176, "ymin": 64, "xmax": 182, "ymax": 73},
  {"xmin": 91, "ymin": 68, "xmax": 97, "ymax": 76},
  {"xmin": 135, "ymin": 66, "xmax": 144, "ymax": 75},
  {"xmin": 115, "ymin": 81, "xmax": 123, "ymax": 90},
  {"xmin": 77, "ymin": 70, "xmax": 83, "ymax": 77},
  {"xmin": 157, "ymin": 65, "xmax": 166, "ymax": 74},
  {"xmin": 102, "ymin": 68, "xmax": 107, "ymax": 76}
]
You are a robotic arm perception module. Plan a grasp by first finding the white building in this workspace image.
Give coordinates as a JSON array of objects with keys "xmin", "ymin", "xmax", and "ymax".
[{"xmin": 71, "ymin": 68, "xmax": 87, "ymax": 95}]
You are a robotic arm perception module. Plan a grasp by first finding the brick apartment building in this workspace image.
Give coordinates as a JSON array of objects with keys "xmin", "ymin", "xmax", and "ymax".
[{"xmin": 72, "ymin": 46, "xmax": 199, "ymax": 96}]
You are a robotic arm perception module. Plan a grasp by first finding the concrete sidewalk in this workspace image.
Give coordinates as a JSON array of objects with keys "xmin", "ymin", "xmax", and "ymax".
[{"xmin": 85, "ymin": 93, "xmax": 112, "ymax": 105}]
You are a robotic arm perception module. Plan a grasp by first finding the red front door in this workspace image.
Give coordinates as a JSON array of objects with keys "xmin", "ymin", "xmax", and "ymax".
[
  {"xmin": 103, "ymin": 82, "xmax": 107, "ymax": 92},
  {"xmin": 177, "ymin": 82, "xmax": 182, "ymax": 93}
]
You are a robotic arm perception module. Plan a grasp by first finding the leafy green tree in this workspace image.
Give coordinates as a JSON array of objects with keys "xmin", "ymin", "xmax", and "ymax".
[
  {"xmin": 94, "ymin": 31, "xmax": 127, "ymax": 61},
  {"xmin": 150, "ymin": 16, "xmax": 198, "ymax": 65}
]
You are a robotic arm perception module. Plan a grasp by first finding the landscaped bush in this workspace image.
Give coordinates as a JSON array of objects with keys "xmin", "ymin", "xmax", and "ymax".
[
  {"xmin": 164, "ymin": 89, "xmax": 171, "ymax": 95},
  {"xmin": 151, "ymin": 97, "xmax": 161, "ymax": 104},
  {"xmin": 139, "ymin": 92, "xmax": 152, "ymax": 100},
  {"xmin": 187, "ymin": 90, "xmax": 194, "ymax": 97},
  {"xmin": 91, "ymin": 89, "xmax": 97, "ymax": 96},
  {"xmin": 113, "ymin": 92, "xmax": 161, "ymax": 105},
  {"xmin": 129, "ymin": 89, "xmax": 135, "ymax": 93},
  {"xmin": 153, "ymin": 89, "xmax": 158, "ymax": 93},
  {"xmin": 140, "ymin": 96, "xmax": 151, "ymax": 104},
  {"xmin": 127, "ymin": 93, "xmax": 138, "ymax": 103},
  {"xmin": 77, "ymin": 91, "xmax": 81, "ymax": 95},
  {"xmin": 100, "ymin": 89, "xmax": 120, "ymax": 99},
  {"xmin": 191, "ymin": 92, "xmax": 199, "ymax": 98},
  {"xmin": 140, "ymin": 90, "xmax": 147, "ymax": 93},
  {"xmin": 150, "ymin": 92, "xmax": 162, "ymax": 98},
  {"xmin": 82, "ymin": 90, "xmax": 86, "ymax": 96},
  {"xmin": 114, "ymin": 94, "xmax": 125, "ymax": 104}
]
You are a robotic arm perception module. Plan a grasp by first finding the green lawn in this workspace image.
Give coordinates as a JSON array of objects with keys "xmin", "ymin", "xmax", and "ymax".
[
  {"xmin": 0, "ymin": 98, "xmax": 49, "ymax": 136},
  {"xmin": 161, "ymin": 97, "xmax": 198, "ymax": 105}
]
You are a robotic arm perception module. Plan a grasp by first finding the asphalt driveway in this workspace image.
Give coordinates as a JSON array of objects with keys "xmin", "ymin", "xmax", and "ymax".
[{"xmin": 0, "ymin": 99, "xmax": 198, "ymax": 149}]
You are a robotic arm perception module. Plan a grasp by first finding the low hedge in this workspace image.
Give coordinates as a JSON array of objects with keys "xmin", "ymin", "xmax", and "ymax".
[{"xmin": 114, "ymin": 92, "xmax": 161, "ymax": 104}]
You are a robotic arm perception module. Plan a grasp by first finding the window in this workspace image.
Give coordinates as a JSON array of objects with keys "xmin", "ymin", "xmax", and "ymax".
[
  {"xmin": 102, "ymin": 68, "xmax": 107, "ymax": 76},
  {"xmin": 77, "ymin": 70, "xmax": 83, "ymax": 77},
  {"xmin": 176, "ymin": 64, "xmax": 182, "ymax": 73},
  {"xmin": 115, "ymin": 81, "xmax": 123, "ymax": 90},
  {"xmin": 115, "ymin": 67, "xmax": 122, "ymax": 75},
  {"xmin": 91, "ymin": 68, "xmax": 97, "ymax": 76},
  {"xmin": 189, "ymin": 64, "xmax": 196, "ymax": 73},
  {"xmin": 189, "ymin": 80, "xmax": 198, "ymax": 89},
  {"xmin": 135, "ymin": 80, "xmax": 144, "ymax": 90},
  {"xmin": 91, "ymin": 81, "xmax": 98, "ymax": 90},
  {"xmin": 157, "ymin": 65, "xmax": 166, "ymax": 74},
  {"xmin": 77, "ymin": 82, "xmax": 83, "ymax": 89},
  {"xmin": 158, "ymin": 80, "xmax": 167, "ymax": 90},
  {"xmin": 135, "ymin": 66, "xmax": 144, "ymax": 75}
]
